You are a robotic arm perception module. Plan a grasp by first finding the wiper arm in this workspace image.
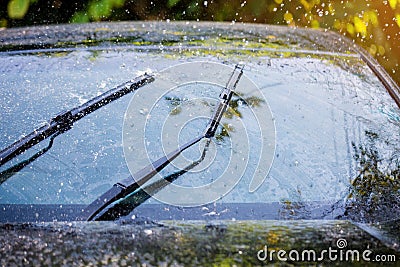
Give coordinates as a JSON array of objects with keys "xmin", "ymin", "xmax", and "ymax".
[
  {"xmin": 79, "ymin": 135, "xmax": 205, "ymax": 221},
  {"xmin": 97, "ymin": 139, "xmax": 211, "ymax": 221},
  {"xmin": 0, "ymin": 74, "xmax": 155, "ymax": 167},
  {"xmin": 81, "ymin": 64, "xmax": 244, "ymax": 221},
  {"xmin": 0, "ymin": 133, "xmax": 59, "ymax": 186}
]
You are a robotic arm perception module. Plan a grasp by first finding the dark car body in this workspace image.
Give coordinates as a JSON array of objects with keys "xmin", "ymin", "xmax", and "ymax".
[{"xmin": 0, "ymin": 22, "xmax": 399, "ymax": 265}]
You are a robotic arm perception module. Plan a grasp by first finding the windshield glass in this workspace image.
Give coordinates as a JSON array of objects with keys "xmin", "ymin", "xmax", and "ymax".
[{"xmin": 1, "ymin": 22, "xmax": 399, "ymax": 223}]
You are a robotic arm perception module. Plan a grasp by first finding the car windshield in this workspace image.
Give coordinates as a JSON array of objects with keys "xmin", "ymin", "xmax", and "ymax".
[{"xmin": 0, "ymin": 22, "xmax": 399, "ymax": 223}]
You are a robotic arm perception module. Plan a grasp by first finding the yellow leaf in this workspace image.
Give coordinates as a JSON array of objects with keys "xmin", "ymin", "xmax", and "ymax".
[
  {"xmin": 300, "ymin": 0, "xmax": 311, "ymax": 11},
  {"xmin": 311, "ymin": 19, "xmax": 320, "ymax": 28},
  {"xmin": 378, "ymin": 45, "xmax": 386, "ymax": 55},
  {"xmin": 346, "ymin": 23, "xmax": 355, "ymax": 35},
  {"xmin": 353, "ymin": 16, "xmax": 367, "ymax": 37},
  {"xmin": 396, "ymin": 14, "xmax": 400, "ymax": 27},
  {"xmin": 284, "ymin": 12, "xmax": 293, "ymax": 24},
  {"xmin": 389, "ymin": 0, "xmax": 398, "ymax": 10},
  {"xmin": 364, "ymin": 11, "xmax": 379, "ymax": 26},
  {"xmin": 369, "ymin": 44, "xmax": 377, "ymax": 55},
  {"xmin": 333, "ymin": 20, "xmax": 342, "ymax": 30}
]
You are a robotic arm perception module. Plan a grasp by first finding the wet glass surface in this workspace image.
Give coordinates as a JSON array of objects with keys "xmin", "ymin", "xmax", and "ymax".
[{"xmin": 0, "ymin": 24, "xmax": 399, "ymax": 223}]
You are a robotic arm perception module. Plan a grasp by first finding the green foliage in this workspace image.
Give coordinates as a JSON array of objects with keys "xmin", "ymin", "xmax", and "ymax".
[
  {"xmin": 0, "ymin": 18, "xmax": 7, "ymax": 28},
  {"xmin": 7, "ymin": 0, "xmax": 30, "ymax": 19},
  {"xmin": 164, "ymin": 94, "xmax": 265, "ymax": 142},
  {"xmin": 168, "ymin": 0, "xmax": 181, "ymax": 8},
  {"xmin": 88, "ymin": 0, "xmax": 112, "ymax": 20},
  {"xmin": 164, "ymin": 96, "xmax": 183, "ymax": 115},
  {"xmin": 3, "ymin": 0, "xmax": 400, "ymax": 84},
  {"xmin": 70, "ymin": 11, "xmax": 90, "ymax": 23},
  {"xmin": 70, "ymin": 0, "xmax": 127, "ymax": 22}
]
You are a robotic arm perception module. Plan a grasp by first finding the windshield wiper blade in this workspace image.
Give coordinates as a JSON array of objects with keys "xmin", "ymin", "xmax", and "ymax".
[
  {"xmin": 81, "ymin": 64, "xmax": 244, "ymax": 221},
  {"xmin": 205, "ymin": 64, "xmax": 244, "ymax": 138},
  {"xmin": 0, "ymin": 73, "xmax": 155, "ymax": 167},
  {"xmin": 79, "ymin": 135, "xmax": 205, "ymax": 221}
]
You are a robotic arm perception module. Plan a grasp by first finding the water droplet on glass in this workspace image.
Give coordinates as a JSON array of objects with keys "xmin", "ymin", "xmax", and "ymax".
[
  {"xmin": 139, "ymin": 108, "xmax": 148, "ymax": 115},
  {"xmin": 99, "ymin": 81, "xmax": 106, "ymax": 89}
]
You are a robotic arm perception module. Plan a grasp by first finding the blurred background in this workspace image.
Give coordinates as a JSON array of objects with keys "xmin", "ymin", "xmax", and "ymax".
[{"xmin": 1, "ymin": 0, "xmax": 399, "ymax": 86}]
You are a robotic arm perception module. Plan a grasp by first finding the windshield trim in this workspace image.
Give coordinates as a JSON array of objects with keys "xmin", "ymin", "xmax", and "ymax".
[
  {"xmin": 0, "ymin": 45, "xmax": 360, "ymax": 58},
  {"xmin": 0, "ymin": 201, "xmax": 341, "ymax": 223}
]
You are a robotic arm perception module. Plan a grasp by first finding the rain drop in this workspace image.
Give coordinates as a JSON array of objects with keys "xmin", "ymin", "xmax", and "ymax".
[{"xmin": 139, "ymin": 108, "xmax": 148, "ymax": 115}]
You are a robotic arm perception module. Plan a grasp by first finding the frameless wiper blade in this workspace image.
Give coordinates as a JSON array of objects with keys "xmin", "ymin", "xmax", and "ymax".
[
  {"xmin": 0, "ymin": 73, "xmax": 155, "ymax": 167},
  {"xmin": 79, "ymin": 135, "xmax": 204, "ymax": 221},
  {"xmin": 81, "ymin": 64, "xmax": 244, "ymax": 221}
]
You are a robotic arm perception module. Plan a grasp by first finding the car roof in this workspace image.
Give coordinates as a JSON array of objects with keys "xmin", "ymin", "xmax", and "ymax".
[
  {"xmin": 2, "ymin": 21, "xmax": 399, "ymax": 103},
  {"xmin": 0, "ymin": 21, "xmax": 362, "ymax": 53}
]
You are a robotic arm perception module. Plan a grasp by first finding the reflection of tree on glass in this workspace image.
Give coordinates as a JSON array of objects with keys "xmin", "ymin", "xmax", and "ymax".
[
  {"xmin": 279, "ymin": 200, "xmax": 311, "ymax": 220},
  {"xmin": 164, "ymin": 94, "xmax": 265, "ymax": 142},
  {"xmin": 345, "ymin": 131, "xmax": 400, "ymax": 223}
]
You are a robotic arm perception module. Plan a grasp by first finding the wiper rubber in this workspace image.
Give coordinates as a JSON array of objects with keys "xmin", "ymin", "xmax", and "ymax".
[
  {"xmin": 0, "ymin": 74, "xmax": 155, "ymax": 167},
  {"xmin": 82, "ymin": 64, "xmax": 244, "ymax": 221}
]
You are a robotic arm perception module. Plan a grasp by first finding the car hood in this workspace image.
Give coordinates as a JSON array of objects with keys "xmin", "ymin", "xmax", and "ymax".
[{"xmin": 0, "ymin": 21, "xmax": 400, "ymax": 264}]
